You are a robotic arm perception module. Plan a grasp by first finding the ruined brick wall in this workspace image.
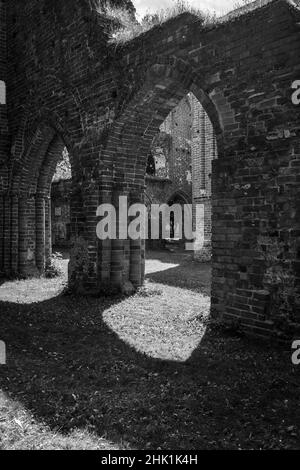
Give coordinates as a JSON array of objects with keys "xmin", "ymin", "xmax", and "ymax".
[
  {"xmin": 47, "ymin": 93, "xmax": 217, "ymax": 253},
  {"xmin": 146, "ymin": 95, "xmax": 193, "ymax": 208},
  {"xmin": 2, "ymin": 0, "xmax": 119, "ymax": 284},
  {"xmin": 0, "ymin": 0, "xmax": 299, "ymax": 339},
  {"xmin": 0, "ymin": 0, "xmax": 8, "ymax": 167},
  {"xmin": 0, "ymin": 0, "xmax": 9, "ymax": 274},
  {"xmin": 106, "ymin": 1, "xmax": 300, "ymax": 338},
  {"xmin": 159, "ymin": 95, "xmax": 193, "ymax": 196}
]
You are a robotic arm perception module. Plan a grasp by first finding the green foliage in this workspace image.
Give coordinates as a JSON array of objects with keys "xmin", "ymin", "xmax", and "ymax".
[
  {"xmin": 68, "ymin": 236, "xmax": 90, "ymax": 293},
  {"xmin": 52, "ymin": 147, "xmax": 72, "ymax": 183},
  {"xmin": 97, "ymin": 0, "xmax": 282, "ymax": 44},
  {"xmin": 97, "ymin": 0, "xmax": 216, "ymax": 45},
  {"xmin": 45, "ymin": 252, "xmax": 64, "ymax": 279}
]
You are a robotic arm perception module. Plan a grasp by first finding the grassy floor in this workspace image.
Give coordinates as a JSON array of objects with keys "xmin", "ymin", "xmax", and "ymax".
[{"xmin": 0, "ymin": 251, "xmax": 299, "ymax": 450}]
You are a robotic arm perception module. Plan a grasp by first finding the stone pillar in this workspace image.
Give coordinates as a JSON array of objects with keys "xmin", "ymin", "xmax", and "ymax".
[
  {"xmin": 0, "ymin": 194, "xmax": 4, "ymax": 273},
  {"xmin": 18, "ymin": 195, "xmax": 38, "ymax": 277},
  {"xmin": 129, "ymin": 190, "xmax": 144, "ymax": 288},
  {"xmin": 97, "ymin": 175, "xmax": 112, "ymax": 286},
  {"xmin": 11, "ymin": 194, "xmax": 19, "ymax": 274},
  {"xmin": 68, "ymin": 182, "xmax": 93, "ymax": 294},
  {"xmin": 3, "ymin": 194, "xmax": 11, "ymax": 273},
  {"xmin": 141, "ymin": 237, "xmax": 145, "ymax": 283},
  {"xmin": 35, "ymin": 195, "xmax": 46, "ymax": 273},
  {"xmin": 110, "ymin": 186, "xmax": 125, "ymax": 289},
  {"xmin": 18, "ymin": 198, "xmax": 27, "ymax": 275},
  {"xmin": 79, "ymin": 181, "xmax": 99, "ymax": 292},
  {"xmin": 45, "ymin": 196, "xmax": 52, "ymax": 263}
]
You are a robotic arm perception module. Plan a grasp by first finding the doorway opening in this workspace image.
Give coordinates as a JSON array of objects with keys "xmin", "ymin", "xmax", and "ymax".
[
  {"xmin": 50, "ymin": 147, "xmax": 72, "ymax": 273},
  {"xmin": 145, "ymin": 92, "xmax": 218, "ymax": 261}
]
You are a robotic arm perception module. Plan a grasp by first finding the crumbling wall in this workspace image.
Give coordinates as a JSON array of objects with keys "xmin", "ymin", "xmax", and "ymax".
[{"xmin": 0, "ymin": 0, "xmax": 299, "ymax": 339}]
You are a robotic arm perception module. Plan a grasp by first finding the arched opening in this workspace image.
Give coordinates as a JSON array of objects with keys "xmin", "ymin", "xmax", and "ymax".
[
  {"xmin": 100, "ymin": 58, "xmax": 223, "ymax": 294},
  {"xmin": 10, "ymin": 123, "xmax": 75, "ymax": 279},
  {"xmin": 144, "ymin": 91, "xmax": 218, "ymax": 262},
  {"xmin": 167, "ymin": 190, "xmax": 192, "ymax": 250},
  {"xmin": 146, "ymin": 154, "xmax": 156, "ymax": 176},
  {"xmin": 50, "ymin": 147, "xmax": 72, "ymax": 273},
  {"xmin": 99, "ymin": 68, "xmax": 221, "ymax": 359}
]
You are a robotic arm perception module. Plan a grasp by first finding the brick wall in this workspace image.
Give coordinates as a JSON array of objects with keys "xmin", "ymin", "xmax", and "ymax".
[
  {"xmin": 0, "ymin": 0, "xmax": 8, "ymax": 274},
  {"xmin": 106, "ymin": 1, "xmax": 300, "ymax": 338},
  {"xmin": 0, "ymin": 0, "xmax": 299, "ymax": 338}
]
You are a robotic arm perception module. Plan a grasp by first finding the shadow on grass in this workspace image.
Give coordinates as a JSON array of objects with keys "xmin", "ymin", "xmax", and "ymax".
[{"xmin": 0, "ymin": 283, "xmax": 299, "ymax": 450}]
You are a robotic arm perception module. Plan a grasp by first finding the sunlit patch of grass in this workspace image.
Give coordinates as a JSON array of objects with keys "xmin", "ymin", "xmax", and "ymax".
[
  {"xmin": 0, "ymin": 277, "xmax": 65, "ymax": 304},
  {"xmin": 0, "ymin": 251, "xmax": 299, "ymax": 450},
  {"xmin": 0, "ymin": 392, "xmax": 120, "ymax": 450},
  {"xmin": 0, "ymin": 256, "xmax": 68, "ymax": 304},
  {"xmin": 103, "ymin": 282, "xmax": 210, "ymax": 362}
]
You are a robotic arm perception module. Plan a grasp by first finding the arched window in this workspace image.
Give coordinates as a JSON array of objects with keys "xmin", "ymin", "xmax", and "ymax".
[
  {"xmin": 168, "ymin": 192, "xmax": 192, "ymax": 240},
  {"xmin": 146, "ymin": 153, "xmax": 156, "ymax": 176}
]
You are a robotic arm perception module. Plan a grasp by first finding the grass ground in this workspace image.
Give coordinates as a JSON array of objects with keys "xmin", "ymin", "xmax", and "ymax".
[{"xmin": 0, "ymin": 251, "xmax": 299, "ymax": 450}]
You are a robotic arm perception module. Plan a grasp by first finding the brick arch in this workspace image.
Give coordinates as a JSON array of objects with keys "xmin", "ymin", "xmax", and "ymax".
[
  {"xmin": 104, "ymin": 57, "xmax": 224, "ymax": 185},
  {"xmin": 37, "ymin": 136, "xmax": 67, "ymax": 197},
  {"xmin": 10, "ymin": 111, "xmax": 74, "ymax": 195},
  {"xmin": 97, "ymin": 58, "xmax": 224, "ymax": 290},
  {"xmin": 5, "ymin": 107, "xmax": 91, "ymax": 282},
  {"xmin": 167, "ymin": 190, "xmax": 192, "ymax": 206},
  {"xmin": 34, "ymin": 135, "xmax": 69, "ymax": 273},
  {"xmin": 20, "ymin": 126, "xmax": 56, "ymax": 196},
  {"xmin": 1, "ymin": 0, "xmax": 300, "ymax": 337},
  {"xmin": 8, "ymin": 119, "xmax": 77, "ymax": 276}
]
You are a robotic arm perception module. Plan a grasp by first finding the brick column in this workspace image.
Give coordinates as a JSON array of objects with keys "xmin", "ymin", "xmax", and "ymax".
[
  {"xmin": 0, "ymin": 194, "xmax": 4, "ymax": 273},
  {"xmin": 35, "ymin": 194, "xmax": 46, "ymax": 273},
  {"xmin": 45, "ymin": 196, "xmax": 52, "ymax": 263},
  {"xmin": 129, "ymin": 190, "xmax": 144, "ymax": 288},
  {"xmin": 3, "ymin": 194, "xmax": 11, "ymax": 273},
  {"xmin": 97, "ymin": 174, "xmax": 112, "ymax": 285},
  {"xmin": 110, "ymin": 186, "xmax": 125, "ymax": 288},
  {"xmin": 82, "ymin": 182, "xmax": 99, "ymax": 292},
  {"xmin": 18, "ymin": 197, "xmax": 27, "ymax": 275},
  {"xmin": 18, "ymin": 195, "xmax": 38, "ymax": 277},
  {"xmin": 11, "ymin": 194, "xmax": 19, "ymax": 274}
]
